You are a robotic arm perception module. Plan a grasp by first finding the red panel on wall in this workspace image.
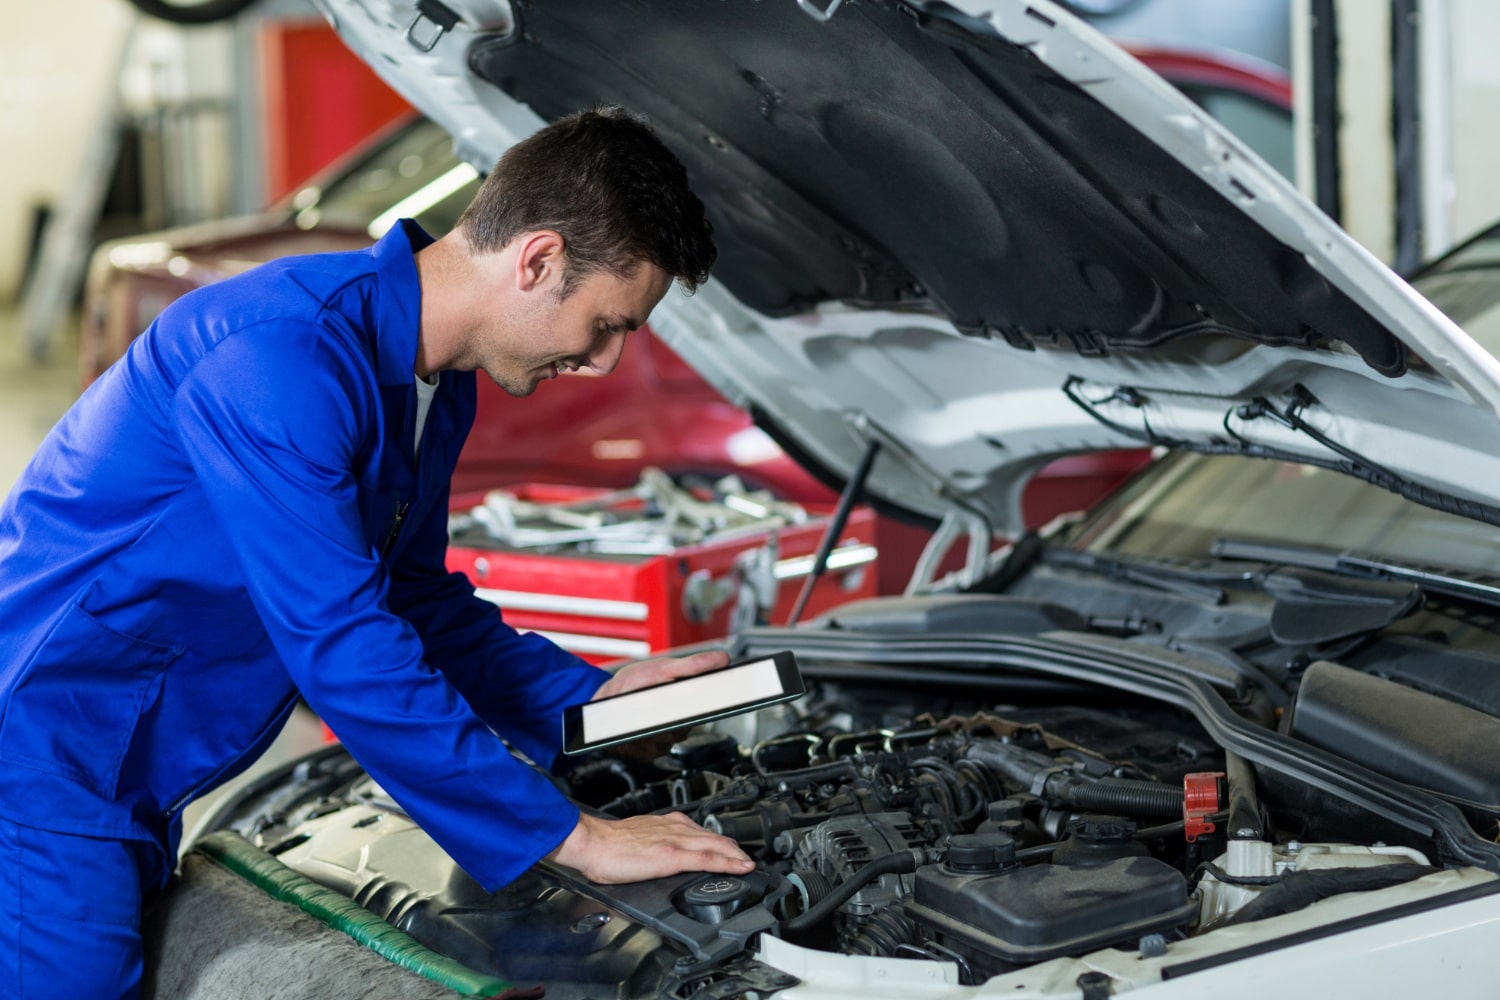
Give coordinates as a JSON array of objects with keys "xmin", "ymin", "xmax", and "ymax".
[{"xmin": 259, "ymin": 20, "xmax": 412, "ymax": 203}]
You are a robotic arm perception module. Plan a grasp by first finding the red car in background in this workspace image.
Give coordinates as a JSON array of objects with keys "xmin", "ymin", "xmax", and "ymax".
[
  {"xmin": 79, "ymin": 116, "xmax": 828, "ymax": 501},
  {"xmin": 80, "ymin": 46, "xmax": 1288, "ymax": 588}
]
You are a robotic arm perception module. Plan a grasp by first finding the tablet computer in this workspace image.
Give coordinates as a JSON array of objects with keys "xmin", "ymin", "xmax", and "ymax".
[{"xmin": 562, "ymin": 650, "xmax": 804, "ymax": 756}]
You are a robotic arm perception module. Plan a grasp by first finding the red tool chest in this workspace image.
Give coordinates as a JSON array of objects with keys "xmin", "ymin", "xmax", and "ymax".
[{"xmin": 445, "ymin": 478, "xmax": 878, "ymax": 665}]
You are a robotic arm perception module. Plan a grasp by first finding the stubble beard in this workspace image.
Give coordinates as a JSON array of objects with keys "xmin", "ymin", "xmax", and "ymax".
[{"xmin": 487, "ymin": 366, "xmax": 540, "ymax": 398}]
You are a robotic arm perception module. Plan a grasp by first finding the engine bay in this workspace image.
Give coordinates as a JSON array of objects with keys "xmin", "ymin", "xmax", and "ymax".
[{"xmin": 200, "ymin": 595, "xmax": 1500, "ymax": 998}]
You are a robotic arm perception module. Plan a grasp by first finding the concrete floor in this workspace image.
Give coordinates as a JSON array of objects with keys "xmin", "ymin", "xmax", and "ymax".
[
  {"xmin": 0, "ymin": 307, "xmax": 77, "ymax": 495},
  {"xmin": 0, "ymin": 307, "xmax": 327, "ymax": 852}
]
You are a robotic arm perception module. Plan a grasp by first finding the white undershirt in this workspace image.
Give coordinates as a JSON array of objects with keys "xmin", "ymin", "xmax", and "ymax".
[{"xmin": 413, "ymin": 373, "xmax": 439, "ymax": 456}]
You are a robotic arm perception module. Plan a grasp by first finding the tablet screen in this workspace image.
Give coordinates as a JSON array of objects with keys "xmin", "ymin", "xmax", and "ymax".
[{"xmin": 563, "ymin": 651, "xmax": 802, "ymax": 755}]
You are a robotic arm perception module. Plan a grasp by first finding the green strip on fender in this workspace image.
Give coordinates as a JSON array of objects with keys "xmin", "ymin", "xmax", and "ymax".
[{"xmin": 192, "ymin": 831, "xmax": 523, "ymax": 998}]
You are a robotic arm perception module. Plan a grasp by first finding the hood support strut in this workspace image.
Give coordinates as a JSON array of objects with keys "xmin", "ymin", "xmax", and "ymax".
[{"xmin": 788, "ymin": 438, "xmax": 881, "ymax": 626}]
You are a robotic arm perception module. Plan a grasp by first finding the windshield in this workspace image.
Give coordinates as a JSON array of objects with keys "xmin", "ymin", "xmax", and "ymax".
[
  {"xmin": 1077, "ymin": 452, "xmax": 1500, "ymax": 575},
  {"xmin": 287, "ymin": 118, "xmax": 480, "ymax": 239}
]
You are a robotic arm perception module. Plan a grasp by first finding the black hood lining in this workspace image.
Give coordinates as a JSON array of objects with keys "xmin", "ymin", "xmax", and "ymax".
[{"xmin": 469, "ymin": 0, "xmax": 1404, "ymax": 376}]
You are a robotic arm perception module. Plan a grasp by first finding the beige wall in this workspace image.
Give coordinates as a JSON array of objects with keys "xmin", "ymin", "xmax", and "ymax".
[
  {"xmin": 1442, "ymin": 0, "xmax": 1500, "ymax": 252},
  {"xmin": 0, "ymin": 1, "xmax": 135, "ymax": 303},
  {"xmin": 1294, "ymin": 0, "xmax": 1500, "ymax": 264},
  {"xmin": 1289, "ymin": 0, "xmax": 1397, "ymax": 263},
  {"xmin": 1336, "ymin": 0, "xmax": 1396, "ymax": 263}
]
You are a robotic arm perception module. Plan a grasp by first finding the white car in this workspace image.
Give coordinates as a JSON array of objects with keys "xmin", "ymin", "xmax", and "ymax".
[{"xmin": 146, "ymin": 2, "xmax": 1500, "ymax": 997}]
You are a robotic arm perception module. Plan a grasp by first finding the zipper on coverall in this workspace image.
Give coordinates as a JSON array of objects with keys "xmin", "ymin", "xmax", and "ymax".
[{"xmin": 381, "ymin": 500, "xmax": 411, "ymax": 558}]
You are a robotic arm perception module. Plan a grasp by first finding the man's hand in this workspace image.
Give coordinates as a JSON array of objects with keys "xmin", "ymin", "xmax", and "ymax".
[
  {"xmin": 546, "ymin": 811, "xmax": 755, "ymax": 884},
  {"xmin": 591, "ymin": 649, "xmax": 729, "ymax": 701},
  {"xmin": 586, "ymin": 650, "xmax": 730, "ymax": 764}
]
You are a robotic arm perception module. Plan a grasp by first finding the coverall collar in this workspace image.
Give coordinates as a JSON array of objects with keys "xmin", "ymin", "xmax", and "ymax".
[{"xmin": 371, "ymin": 218, "xmax": 436, "ymax": 388}]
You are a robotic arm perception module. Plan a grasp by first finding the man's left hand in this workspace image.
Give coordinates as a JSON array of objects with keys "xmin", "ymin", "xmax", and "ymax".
[{"xmin": 591, "ymin": 649, "xmax": 730, "ymax": 701}]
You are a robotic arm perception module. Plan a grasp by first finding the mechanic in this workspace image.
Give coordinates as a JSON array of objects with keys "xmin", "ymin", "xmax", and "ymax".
[{"xmin": 0, "ymin": 106, "xmax": 753, "ymax": 998}]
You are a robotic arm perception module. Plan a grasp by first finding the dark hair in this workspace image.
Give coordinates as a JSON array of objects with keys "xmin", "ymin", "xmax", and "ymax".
[{"xmin": 458, "ymin": 106, "xmax": 716, "ymax": 294}]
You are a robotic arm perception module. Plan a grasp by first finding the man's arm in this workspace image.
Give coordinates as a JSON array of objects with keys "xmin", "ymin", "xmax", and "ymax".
[
  {"xmin": 383, "ymin": 428, "xmax": 754, "ymax": 768},
  {"xmin": 382, "ymin": 473, "xmax": 610, "ymax": 767},
  {"xmin": 172, "ymin": 324, "xmax": 589, "ymax": 890},
  {"xmin": 383, "ymin": 462, "xmax": 757, "ymax": 879},
  {"xmin": 172, "ymin": 324, "xmax": 750, "ymax": 888}
]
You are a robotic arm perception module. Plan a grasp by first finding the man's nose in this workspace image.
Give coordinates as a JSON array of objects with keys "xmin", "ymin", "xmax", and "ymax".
[{"xmin": 586, "ymin": 331, "xmax": 627, "ymax": 376}]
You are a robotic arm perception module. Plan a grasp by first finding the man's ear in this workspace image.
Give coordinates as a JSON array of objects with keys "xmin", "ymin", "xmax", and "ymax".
[{"xmin": 514, "ymin": 230, "xmax": 566, "ymax": 293}]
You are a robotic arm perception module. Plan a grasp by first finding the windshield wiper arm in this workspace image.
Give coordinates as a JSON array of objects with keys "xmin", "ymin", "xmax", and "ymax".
[
  {"xmin": 1043, "ymin": 549, "xmax": 1229, "ymax": 605},
  {"xmin": 1212, "ymin": 538, "xmax": 1500, "ymax": 612}
]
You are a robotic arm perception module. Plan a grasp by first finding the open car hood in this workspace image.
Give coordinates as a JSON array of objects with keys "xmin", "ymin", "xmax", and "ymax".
[{"xmin": 322, "ymin": 0, "xmax": 1500, "ymax": 537}]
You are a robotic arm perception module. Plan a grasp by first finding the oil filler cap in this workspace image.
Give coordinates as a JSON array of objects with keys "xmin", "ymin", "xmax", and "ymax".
[{"xmin": 680, "ymin": 875, "xmax": 752, "ymax": 923}]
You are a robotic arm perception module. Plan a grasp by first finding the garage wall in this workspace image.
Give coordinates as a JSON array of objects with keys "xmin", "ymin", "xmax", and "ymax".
[
  {"xmin": 1294, "ymin": 0, "xmax": 1500, "ymax": 265},
  {"xmin": 0, "ymin": 0, "xmax": 134, "ymax": 303},
  {"xmin": 1441, "ymin": 0, "xmax": 1500, "ymax": 252},
  {"xmin": 1334, "ymin": 0, "xmax": 1397, "ymax": 264}
]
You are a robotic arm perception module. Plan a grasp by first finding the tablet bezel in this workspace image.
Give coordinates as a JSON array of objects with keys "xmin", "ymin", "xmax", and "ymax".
[{"xmin": 561, "ymin": 650, "xmax": 803, "ymax": 756}]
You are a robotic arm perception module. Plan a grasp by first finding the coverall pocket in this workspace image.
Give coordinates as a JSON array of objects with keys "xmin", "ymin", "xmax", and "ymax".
[{"xmin": 0, "ymin": 600, "xmax": 182, "ymax": 801}]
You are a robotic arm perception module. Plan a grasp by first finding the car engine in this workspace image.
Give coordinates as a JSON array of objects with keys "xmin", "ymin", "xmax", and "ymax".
[{"xmin": 197, "ymin": 629, "xmax": 1472, "ymax": 999}]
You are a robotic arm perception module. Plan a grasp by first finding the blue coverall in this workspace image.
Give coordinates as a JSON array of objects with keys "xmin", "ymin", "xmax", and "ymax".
[{"xmin": 0, "ymin": 220, "xmax": 609, "ymax": 996}]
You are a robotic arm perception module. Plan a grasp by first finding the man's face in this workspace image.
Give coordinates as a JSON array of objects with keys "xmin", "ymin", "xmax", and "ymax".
[{"xmin": 483, "ymin": 261, "xmax": 672, "ymax": 398}]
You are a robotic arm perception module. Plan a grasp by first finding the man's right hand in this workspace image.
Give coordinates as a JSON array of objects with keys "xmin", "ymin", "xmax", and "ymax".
[{"xmin": 546, "ymin": 811, "xmax": 755, "ymax": 884}]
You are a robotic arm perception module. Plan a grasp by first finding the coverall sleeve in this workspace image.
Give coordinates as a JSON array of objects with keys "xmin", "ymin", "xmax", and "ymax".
[
  {"xmin": 170, "ymin": 321, "xmax": 582, "ymax": 892},
  {"xmin": 384, "ymin": 478, "xmax": 610, "ymax": 767}
]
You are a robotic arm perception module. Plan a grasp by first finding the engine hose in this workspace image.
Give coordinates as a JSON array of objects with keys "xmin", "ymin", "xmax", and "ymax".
[
  {"xmin": 598, "ymin": 787, "xmax": 663, "ymax": 818},
  {"xmin": 688, "ymin": 781, "xmax": 764, "ymax": 819},
  {"xmin": 960, "ymin": 740, "xmax": 1056, "ymax": 789},
  {"xmin": 1016, "ymin": 814, "xmax": 1220, "ymax": 864},
  {"xmin": 1224, "ymin": 751, "xmax": 1263, "ymax": 840},
  {"xmin": 781, "ymin": 849, "xmax": 929, "ymax": 935},
  {"xmin": 570, "ymin": 757, "xmax": 637, "ymax": 790},
  {"xmin": 1047, "ymin": 774, "xmax": 1184, "ymax": 817},
  {"xmin": 846, "ymin": 903, "xmax": 920, "ymax": 957},
  {"xmin": 960, "ymin": 740, "xmax": 1184, "ymax": 818}
]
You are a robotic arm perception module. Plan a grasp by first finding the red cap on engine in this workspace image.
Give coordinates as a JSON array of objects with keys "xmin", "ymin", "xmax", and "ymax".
[{"xmin": 1183, "ymin": 771, "xmax": 1224, "ymax": 842}]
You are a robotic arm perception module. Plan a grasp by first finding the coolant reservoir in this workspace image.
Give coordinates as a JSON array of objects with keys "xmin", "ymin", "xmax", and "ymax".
[{"xmin": 907, "ymin": 852, "xmax": 1196, "ymax": 975}]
